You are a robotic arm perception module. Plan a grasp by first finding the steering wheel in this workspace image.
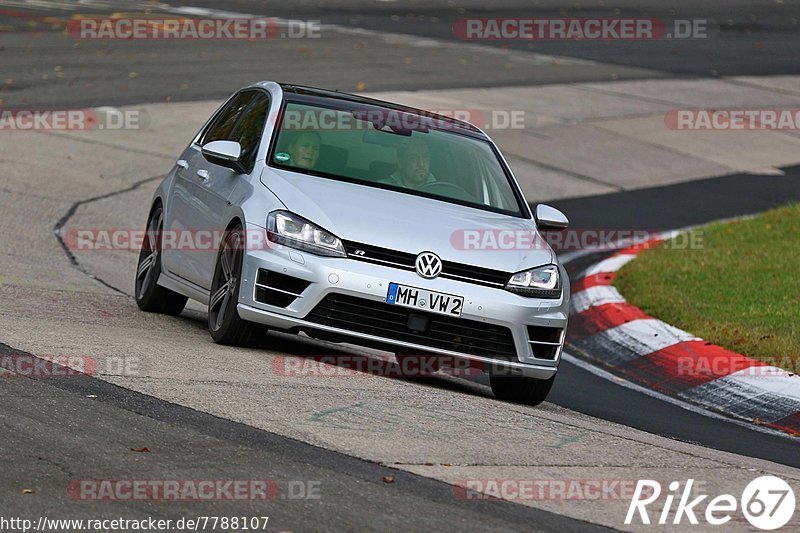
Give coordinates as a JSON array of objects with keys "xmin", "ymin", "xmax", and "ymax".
[{"xmin": 418, "ymin": 181, "xmax": 476, "ymax": 202}]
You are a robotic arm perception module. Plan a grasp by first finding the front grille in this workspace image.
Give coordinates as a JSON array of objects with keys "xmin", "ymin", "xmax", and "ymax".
[
  {"xmin": 254, "ymin": 269, "xmax": 311, "ymax": 308},
  {"xmin": 526, "ymin": 325, "xmax": 563, "ymax": 360},
  {"xmin": 343, "ymin": 240, "xmax": 511, "ymax": 288},
  {"xmin": 305, "ymin": 293, "xmax": 518, "ymax": 360}
]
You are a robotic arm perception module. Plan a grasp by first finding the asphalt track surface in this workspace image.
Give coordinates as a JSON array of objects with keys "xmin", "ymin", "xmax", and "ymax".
[
  {"xmin": 0, "ymin": 343, "xmax": 605, "ymax": 532},
  {"xmin": 2, "ymin": 0, "xmax": 800, "ymax": 530},
  {"xmin": 178, "ymin": 0, "xmax": 800, "ymax": 77},
  {"xmin": 2, "ymin": 0, "xmax": 799, "ymax": 108},
  {"xmin": 552, "ymin": 167, "xmax": 800, "ymax": 469}
]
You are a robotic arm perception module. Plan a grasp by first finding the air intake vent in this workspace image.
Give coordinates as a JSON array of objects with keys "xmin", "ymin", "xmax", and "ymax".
[
  {"xmin": 254, "ymin": 269, "xmax": 310, "ymax": 308},
  {"xmin": 526, "ymin": 325, "xmax": 563, "ymax": 360}
]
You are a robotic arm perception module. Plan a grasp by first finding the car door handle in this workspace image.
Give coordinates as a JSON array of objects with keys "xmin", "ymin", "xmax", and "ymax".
[
  {"xmin": 196, "ymin": 169, "xmax": 209, "ymax": 180},
  {"xmin": 176, "ymin": 159, "xmax": 188, "ymax": 169}
]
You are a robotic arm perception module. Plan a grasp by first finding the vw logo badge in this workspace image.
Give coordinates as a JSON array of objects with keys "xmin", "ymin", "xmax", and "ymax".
[{"xmin": 415, "ymin": 251, "xmax": 442, "ymax": 279}]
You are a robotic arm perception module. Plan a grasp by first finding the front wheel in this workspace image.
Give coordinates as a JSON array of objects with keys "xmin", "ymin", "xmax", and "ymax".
[
  {"xmin": 489, "ymin": 374, "xmax": 555, "ymax": 406},
  {"xmin": 208, "ymin": 225, "xmax": 265, "ymax": 346},
  {"xmin": 134, "ymin": 204, "xmax": 188, "ymax": 315}
]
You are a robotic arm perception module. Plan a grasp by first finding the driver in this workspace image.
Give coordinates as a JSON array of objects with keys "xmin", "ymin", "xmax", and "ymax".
[
  {"xmin": 381, "ymin": 137, "xmax": 436, "ymax": 189},
  {"xmin": 286, "ymin": 130, "xmax": 321, "ymax": 169}
]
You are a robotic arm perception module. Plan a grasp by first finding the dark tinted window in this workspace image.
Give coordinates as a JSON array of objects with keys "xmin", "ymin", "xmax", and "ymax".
[
  {"xmin": 229, "ymin": 93, "xmax": 270, "ymax": 173},
  {"xmin": 200, "ymin": 91, "xmax": 257, "ymax": 145}
]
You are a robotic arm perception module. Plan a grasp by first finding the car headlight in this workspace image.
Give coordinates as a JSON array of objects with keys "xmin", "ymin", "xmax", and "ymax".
[
  {"xmin": 267, "ymin": 211, "xmax": 346, "ymax": 257},
  {"xmin": 505, "ymin": 264, "xmax": 561, "ymax": 298}
]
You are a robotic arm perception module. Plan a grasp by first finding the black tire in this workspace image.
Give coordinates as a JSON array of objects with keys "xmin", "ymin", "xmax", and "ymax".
[
  {"xmin": 489, "ymin": 374, "xmax": 555, "ymax": 406},
  {"xmin": 135, "ymin": 204, "xmax": 188, "ymax": 316},
  {"xmin": 208, "ymin": 224, "xmax": 264, "ymax": 346}
]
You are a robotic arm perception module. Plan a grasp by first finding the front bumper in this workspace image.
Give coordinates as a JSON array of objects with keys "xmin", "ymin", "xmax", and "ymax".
[{"xmin": 238, "ymin": 232, "xmax": 569, "ymax": 379}]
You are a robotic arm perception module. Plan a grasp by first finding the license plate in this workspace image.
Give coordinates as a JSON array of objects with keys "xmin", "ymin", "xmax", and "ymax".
[{"xmin": 386, "ymin": 283, "xmax": 464, "ymax": 317}]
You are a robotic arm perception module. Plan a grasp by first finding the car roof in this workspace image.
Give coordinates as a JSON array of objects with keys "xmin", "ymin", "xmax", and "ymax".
[{"xmin": 267, "ymin": 82, "xmax": 488, "ymax": 139}]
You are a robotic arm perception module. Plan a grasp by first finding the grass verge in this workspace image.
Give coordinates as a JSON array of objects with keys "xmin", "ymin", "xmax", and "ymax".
[{"xmin": 615, "ymin": 203, "xmax": 799, "ymax": 372}]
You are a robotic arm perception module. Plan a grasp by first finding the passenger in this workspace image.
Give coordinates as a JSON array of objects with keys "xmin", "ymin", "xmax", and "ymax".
[
  {"xmin": 381, "ymin": 137, "xmax": 435, "ymax": 189},
  {"xmin": 285, "ymin": 130, "xmax": 321, "ymax": 169}
]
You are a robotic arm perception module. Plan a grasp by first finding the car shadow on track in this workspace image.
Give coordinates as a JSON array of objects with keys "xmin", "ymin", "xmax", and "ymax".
[{"xmin": 172, "ymin": 306, "xmax": 494, "ymax": 401}]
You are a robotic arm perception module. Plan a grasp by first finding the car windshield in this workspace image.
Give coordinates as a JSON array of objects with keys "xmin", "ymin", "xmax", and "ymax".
[{"xmin": 268, "ymin": 99, "xmax": 526, "ymax": 217}]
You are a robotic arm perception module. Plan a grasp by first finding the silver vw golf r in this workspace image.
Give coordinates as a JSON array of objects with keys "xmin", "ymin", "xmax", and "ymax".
[{"xmin": 135, "ymin": 82, "xmax": 571, "ymax": 405}]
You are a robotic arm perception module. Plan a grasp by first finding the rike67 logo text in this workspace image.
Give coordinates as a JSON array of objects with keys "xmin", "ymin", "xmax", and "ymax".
[{"xmin": 626, "ymin": 476, "xmax": 795, "ymax": 530}]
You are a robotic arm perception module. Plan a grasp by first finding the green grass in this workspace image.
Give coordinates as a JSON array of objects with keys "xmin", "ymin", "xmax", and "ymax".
[{"xmin": 614, "ymin": 203, "xmax": 800, "ymax": 372}]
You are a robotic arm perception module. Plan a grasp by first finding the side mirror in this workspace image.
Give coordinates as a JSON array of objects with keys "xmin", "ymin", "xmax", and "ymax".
[
  {"xmin": 201, "ymin": 140, "xmax": 245, "ymax": 174},
  {"xmin": 535, "ymin": 204, "xmax": 569, "ymax": 229}
]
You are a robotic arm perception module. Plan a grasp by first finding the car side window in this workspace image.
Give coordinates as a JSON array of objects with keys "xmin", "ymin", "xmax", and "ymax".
[
  {"xmin": 228, "ymin": 93, "xmax": 270, "ymax": 174},
  {"xmin": 199, "ymin": 91, "xmax": 257, "ymax": 146}
]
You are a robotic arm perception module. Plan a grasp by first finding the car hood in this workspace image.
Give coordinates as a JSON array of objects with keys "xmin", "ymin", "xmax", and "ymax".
[{"xmin": 260, "ymin": 168, "xmax": 555, "ymax": 272}]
